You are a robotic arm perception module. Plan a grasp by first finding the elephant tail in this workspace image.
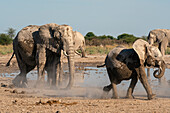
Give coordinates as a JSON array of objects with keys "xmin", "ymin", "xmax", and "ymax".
[
  {"xmin": 97, "ymin": 64, "xmax": 106, "ymax": 68},
  {"xmin": 6, "ymin": 52, "xmax": 15, "ymax": 66}
]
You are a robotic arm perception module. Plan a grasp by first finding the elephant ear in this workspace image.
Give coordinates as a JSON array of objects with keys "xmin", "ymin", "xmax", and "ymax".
[
  {"xmin": 133, "ymin": 39, "xmax": 149, "ymax": 64},
  {"xmin": 146, "ymin": 45, "xmax": 163, "ymax": 61},
  {"xmin": 38, "ymin": 24, "xmax": 60, "ymax": 53}
]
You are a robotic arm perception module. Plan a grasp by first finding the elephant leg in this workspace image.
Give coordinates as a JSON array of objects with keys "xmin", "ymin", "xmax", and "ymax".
[
  {"xmin": 36, "ymin": 46, "xmax": 46, "ymax": 86},
  {"xmin": 47, "ymin": 67, "xmax": 56, "ymax": 88},
  {"xmin": 147, "ymin": 68, "xmax": 151, "ymax": 84},
  {"xmin": 137, "ymin": 66, "xmax": 155, "ymax": 100},
  {"xmin": 126, "ymin": 75, "xmax": 138, "ymax": 99},
  {"xmin": 13, "ymin": 65, "xmax": 33, "ymax": 88},
  {"xmin": 13, "ymin": 72, "xmax": 27, "ymax": 88},
  {"xmin": 106, "ymin": 68, "xmax": 119, "ymax": 99},
  {"xmin": 57, "ymin": 53, "xmax": 63, "ymax": 87},
  {"xmin": 47, "ymin": 61, "xmax": 57, "ymax": 88},
  {"xmin": 111, "ymin": 82, "xmax": 119, "ymax": 99},
  {"xmin": 51, "ymin": 65, "xmax": 56, "ymax": 88},
  {"xmin": 13, "ymin": 49, "xmax": 35, "ymax": 87}
]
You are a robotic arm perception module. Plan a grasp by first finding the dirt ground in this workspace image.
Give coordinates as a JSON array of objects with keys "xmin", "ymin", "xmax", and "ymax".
[{"xmin": 0, "ymin": 54, "xmax": 170, "ymax": 113}]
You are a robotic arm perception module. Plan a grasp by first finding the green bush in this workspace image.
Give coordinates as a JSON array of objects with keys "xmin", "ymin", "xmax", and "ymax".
[
  {"xmin": 117, "ymin": 33, "xmax": 138, "ymax": 43},
  {"xmin": 0, "ymin": 33, "xmax": 13, "ymax": 45}
]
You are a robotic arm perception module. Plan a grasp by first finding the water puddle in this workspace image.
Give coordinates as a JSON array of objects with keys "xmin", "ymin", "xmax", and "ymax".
[{"xmin": 1, "ymin": 66, "xmax": 170, "ymax": 98}]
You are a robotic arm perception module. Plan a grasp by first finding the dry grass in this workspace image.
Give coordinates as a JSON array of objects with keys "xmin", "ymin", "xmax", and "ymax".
[
  {"xmin": 0, "ymin": 44, "xmax": 13, "ymax": 55},
  {"xmin": 0, "ymin": 44, "xmax": 169, "ymax": 55},
  {"xmin": 85, "ymin": 44, "xmax": 132, "ymax": 55}
]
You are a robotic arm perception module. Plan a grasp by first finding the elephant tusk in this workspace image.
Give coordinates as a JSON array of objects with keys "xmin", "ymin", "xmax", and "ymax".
[
  {"xmin": 63, "ymin": 51, "xmax": 69, "ymax": 57},
  {"xmin": 74, "ymin": 50, "xmax": 82, "ymax": 56}
]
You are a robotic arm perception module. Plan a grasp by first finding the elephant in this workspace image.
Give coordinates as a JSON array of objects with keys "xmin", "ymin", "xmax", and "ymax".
[
  {"xmin": 73, "ymin": 31, "xmax": 86, "ymax": 57},
  {"xmin": 97, "ymin": 39, "xmax": 165, "ymax": 100},
  {"xmin": 147, "ymin": 29, "xmax": 170, "ymax": 56},
  {"xmin": 147, "ymin": 29, "xmax": 170, "ymax": 83},
  {"xmin": 6, "ymin": 23, "xmax": 75, "ymax": 89},
  {"xmin": 58, "ymin": 31, "xmax": 86, "ymax": 86}
]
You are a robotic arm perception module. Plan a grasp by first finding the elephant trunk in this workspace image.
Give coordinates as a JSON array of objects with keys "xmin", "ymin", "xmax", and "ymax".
[
  {"xmin": 153, "ymin": 61, "xmax": 166, "ymax": 78},
  {"xmin": 66, "ymin": 46, "xmax": 75, "ymax": 89}
]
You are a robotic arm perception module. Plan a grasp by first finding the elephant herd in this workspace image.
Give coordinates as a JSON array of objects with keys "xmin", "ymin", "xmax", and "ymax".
[{"xmin": 6, "ymin": 23, "xmax": 170, "ymax": 100}]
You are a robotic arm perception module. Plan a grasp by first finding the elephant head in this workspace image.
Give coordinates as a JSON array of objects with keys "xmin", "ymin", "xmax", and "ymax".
[
  {"xmin": 147, "ymin": 29, "xmax": 166, "ymax": 45},
  {"xmin": 133, "ymin": 39, "xmax": 165, "ymax": 78},
  {"xmin": 38, "ymin": 23, "xmax": 75, "ymax": 89}
]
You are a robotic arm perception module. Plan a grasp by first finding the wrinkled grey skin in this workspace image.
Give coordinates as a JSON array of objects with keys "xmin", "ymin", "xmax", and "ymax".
[
  {"xmin": 97, "ymin": 39, "xmax": 165, "ymax": 100},
  {"xmin": 148, "ymin": 29, "xmax": 170, "ymax": 56},
  {"xmin": 7, "ymin": 23, "xmax": 75, "ymax": 89}
]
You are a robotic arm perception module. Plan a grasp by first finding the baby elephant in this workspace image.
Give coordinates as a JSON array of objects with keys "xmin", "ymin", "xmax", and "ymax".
[{"xmin": 97, "ymin": 39, "xmax": 165, "ymax": 100}]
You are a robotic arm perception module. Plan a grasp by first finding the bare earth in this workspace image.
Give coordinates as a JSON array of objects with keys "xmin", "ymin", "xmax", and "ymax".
[{"xmin": 0, "ymin": 54, "xmax": 170, "ymax": 113}]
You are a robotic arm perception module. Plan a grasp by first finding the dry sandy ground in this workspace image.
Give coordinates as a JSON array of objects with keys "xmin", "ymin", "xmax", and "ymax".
[{"xmin": 0, "ymin": 54, "xmax": 170, "ymax": 113}]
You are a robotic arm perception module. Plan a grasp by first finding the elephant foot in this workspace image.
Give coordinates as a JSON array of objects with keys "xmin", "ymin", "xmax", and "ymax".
[
  {"xmin": 12, "ymin": 75, "xmax": 28, "ymax": 88},
  {"xmin": 148, "ymin": 94, "xmax": 156, "ymax": 100},
  {"xmin": 125, "ymin": 95, "xmax": 134, "ymax": 99},
  {"xmin": 21, "ymin": 82, "xmax": 28, "ymax": 88},
  {"xmin": 12, "ymin": 76, "xmax": 22, "ymax": 87},
  {"xmin": 111, "ymin": 95, "xmax": 119, "ymax": 99},
  {"xmin": 103, "ymin": 85, "xmax": 112, "ymax": 92}
]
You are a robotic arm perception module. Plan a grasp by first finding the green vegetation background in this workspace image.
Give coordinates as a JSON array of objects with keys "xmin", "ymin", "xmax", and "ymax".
[{"xmin": 0, "ymin": 29, "xmax": 169, "ymax": 55}]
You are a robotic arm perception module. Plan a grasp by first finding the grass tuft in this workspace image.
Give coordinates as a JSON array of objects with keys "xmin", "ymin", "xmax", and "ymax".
[{"xmin": 0, "ymin": 44, "xmax": 13, "ymax": 55}]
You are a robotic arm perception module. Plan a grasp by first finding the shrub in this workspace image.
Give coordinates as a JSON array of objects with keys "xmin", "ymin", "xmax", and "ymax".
[
  {"xmin": 117, "ymin": 33, "xmax": 138, "ymax": 44},
  {"xmin": 0, "ymin": 33, "xmax": 13, "ymax": 45}
]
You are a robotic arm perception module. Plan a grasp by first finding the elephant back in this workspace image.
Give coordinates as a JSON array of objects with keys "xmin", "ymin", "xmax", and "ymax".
[{"xmin": 16, "ymin": 25, "xmax": 40, "ymax": 56}]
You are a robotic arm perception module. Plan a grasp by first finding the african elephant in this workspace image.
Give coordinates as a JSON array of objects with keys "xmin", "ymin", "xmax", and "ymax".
[
  {"xmin": 148, "ymin": 29, "xmax": 170, "ymax": 56},
  {"xmin": 73, "ymin": 31, "xmax": 86, "ymax": 57},
  {"xmin": 147, "ymin": 29, "xmax": 170, "ymax": 83},
  {"xmin": 7, "ymin": 23, "xmax": 75, "ymax": 89},
  {"xmin": 57, "ymin": 31, "xmax": 86, "ymax": 86},
  {"xmin": 97, "ymin": 39, "xmax": 165, "ymax": 100}
]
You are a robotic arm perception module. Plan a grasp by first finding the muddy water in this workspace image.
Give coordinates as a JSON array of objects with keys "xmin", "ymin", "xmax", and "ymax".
[{"xmin": 1, "ymin": 66, "xmax": 170, "ymax": 98}]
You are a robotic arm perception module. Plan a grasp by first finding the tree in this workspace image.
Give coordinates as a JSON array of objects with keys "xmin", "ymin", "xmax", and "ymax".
[
  {"xmin": 0, "ymin": 33, "xmax": 13, "ymax": 45},
  {"xmin": 85, "ymin": 32, "xmax": 95, "ymax": 37},
  {"xmin": 6, "ymin": 28, "xmax": 16, "ymax": 38},
  {"xmin": 117, "ymin": 33, "xmax": 138, "ymax": 43}
]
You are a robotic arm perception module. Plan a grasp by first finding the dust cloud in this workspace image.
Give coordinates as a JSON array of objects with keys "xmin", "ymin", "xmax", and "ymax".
[{"xmin": 2, "ymin": 66, "xmax": 170, "ymax": 99}]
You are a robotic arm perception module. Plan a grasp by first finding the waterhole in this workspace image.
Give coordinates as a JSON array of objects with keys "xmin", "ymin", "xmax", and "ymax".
[{"xmin": 1, "ymin": 65, "xmax": 170, "ymax": 98}]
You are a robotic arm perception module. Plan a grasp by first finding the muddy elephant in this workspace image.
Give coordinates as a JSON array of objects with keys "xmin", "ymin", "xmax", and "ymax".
[
  {"xmin": 148, "ymin": 29, "xmax": 170, "ymax": 56},
  {"xmin": 97, "ymin": 39, "xmax": 165, "ymax": 100},
  {"xmin": 7, "ymin": 23, "xmax": 75, "ymax": 89}
]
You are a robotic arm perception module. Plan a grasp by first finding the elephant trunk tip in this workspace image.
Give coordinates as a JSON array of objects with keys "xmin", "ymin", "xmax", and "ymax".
[{"xmin": 153, "ymin": 61, "xmax": 166, "ymax": 78}]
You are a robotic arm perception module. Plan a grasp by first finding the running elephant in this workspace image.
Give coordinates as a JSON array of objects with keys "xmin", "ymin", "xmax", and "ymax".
[
  {"xmin": 97, "ymin": 39, "xmax": 165, "ymax": 100},
  {"xmin": 7, "ymin": 23, "xmax": 75, "ymax": 89}
]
